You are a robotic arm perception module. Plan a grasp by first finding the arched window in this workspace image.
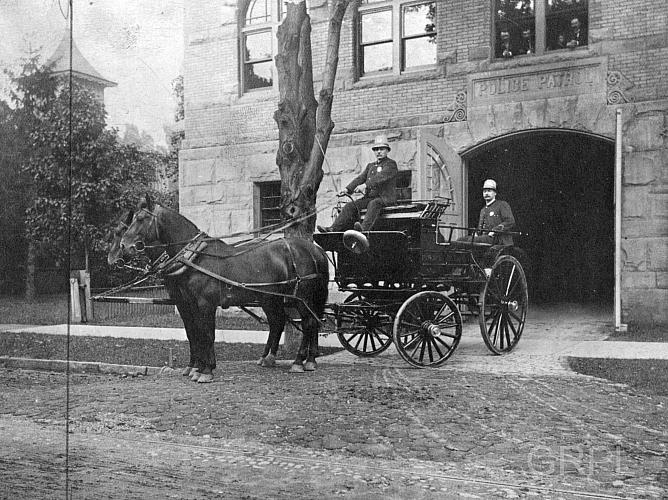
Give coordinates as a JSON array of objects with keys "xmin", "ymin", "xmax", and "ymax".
[{"xmin": 240, "ymin": 0, "xmax": 290, "ymax": 93}]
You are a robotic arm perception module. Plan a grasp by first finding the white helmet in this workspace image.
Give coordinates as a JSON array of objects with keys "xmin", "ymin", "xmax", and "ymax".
[
  {"xmin": 371, "ymin": 135, "xmax": 391, "ymax": 151},
  {"xmin": 483, "ymin": 179, "xmax": 497, "ymax": 191}
]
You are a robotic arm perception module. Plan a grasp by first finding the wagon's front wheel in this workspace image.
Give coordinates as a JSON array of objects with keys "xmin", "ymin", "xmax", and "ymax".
[
  {"xmin": 479, "ymin": 255, "xmax": 528, "ymax": 354},
  {"xmin": 393, "ymin": 291, "xmax": 462, "ymax": 368},
  {"xmin": 336, "ymin": 298, "xmax": 394, "ymax": 357}
]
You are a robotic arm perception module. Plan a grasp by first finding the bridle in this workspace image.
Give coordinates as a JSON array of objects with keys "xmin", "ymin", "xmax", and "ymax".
[{"xmin": 124, "ymin": 207, "xmax": 161, "ymax": 254}]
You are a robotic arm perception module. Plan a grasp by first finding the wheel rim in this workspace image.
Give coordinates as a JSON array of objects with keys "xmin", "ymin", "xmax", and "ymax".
[
  {"xmin": 392, "ymin": 291, "xmax": 462, "ymax": 368},
  {"xmin": 336, "ymin": 298, "xmax": 393, "ymax": 357},
  {"xmin": 479, "ymin": 255, "xmax": 528, "ymax": 354}
]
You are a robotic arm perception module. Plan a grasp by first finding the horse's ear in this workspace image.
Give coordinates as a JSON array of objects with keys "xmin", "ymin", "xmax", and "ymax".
[{"xmin": 137, "ymin": 193, "xmax": 154, "ymax": 211}]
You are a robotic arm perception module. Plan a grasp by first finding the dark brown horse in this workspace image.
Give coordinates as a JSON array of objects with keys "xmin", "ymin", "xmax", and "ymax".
[{"xmin": 113, "ymin": 195, "xmax": 329, "ymax": 383}]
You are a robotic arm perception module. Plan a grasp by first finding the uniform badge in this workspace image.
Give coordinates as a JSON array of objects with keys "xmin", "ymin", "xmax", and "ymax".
[
  {"xmin": 376, "ymin": 166, "xmax": 382, "ymax": 172},
  {"xmin": 490, "ymin": 211, "xmax": 495, "ymax": 216}
]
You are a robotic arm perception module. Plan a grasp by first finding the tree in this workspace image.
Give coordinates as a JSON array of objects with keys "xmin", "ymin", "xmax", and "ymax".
[
  {"xmin": 5, "ymin": 56, "xmax": 173, "ymax": 295},
  {"xmin": 274, "ymin": 0, "xmax": 356, "ymax": 239}
]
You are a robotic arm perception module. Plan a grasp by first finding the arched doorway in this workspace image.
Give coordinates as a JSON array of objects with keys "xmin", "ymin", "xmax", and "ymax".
[{"xmin": 464, "ymin": 130, "xmax": 615, "ymax": 305}]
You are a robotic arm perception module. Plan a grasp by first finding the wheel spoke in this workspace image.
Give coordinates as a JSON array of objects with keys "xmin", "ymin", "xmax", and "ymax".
[
  {"xmin": 506, "ymin": 313, "xmax": 519, "ymax": 339},
  {"xmin": 403, "ymin": 333, "xmax": 422, "ymax": 350},
  {"xmin": 433, "ymin": 336, "xmax": 453, "ymax": 352},
  {"xmin": 508, "ymin": 309, "xmax": 524, "ymax": 324}
]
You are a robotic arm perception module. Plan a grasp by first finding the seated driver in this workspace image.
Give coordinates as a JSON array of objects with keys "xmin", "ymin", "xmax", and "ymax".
[
  {"xmin": 460, "ymin": 179, "xmax": 515, "ymax": 245},
  {"xmin": 318, "ymin": 135, "xmax": 398, "ymax": 233}
]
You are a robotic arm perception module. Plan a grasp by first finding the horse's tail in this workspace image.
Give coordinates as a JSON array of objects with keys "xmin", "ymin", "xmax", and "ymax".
[{"xmin": 313, "ymin": 244, "xmax": 329, "ymax": 318}]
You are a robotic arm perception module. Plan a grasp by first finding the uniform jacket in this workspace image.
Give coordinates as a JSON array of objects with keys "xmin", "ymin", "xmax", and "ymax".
[
  {"xmin": 346, "ymin": 157, "xmax": 398, "ymax": 205},
  {"xmin": 478, "ymin": 199, "xmax": 516, "ymax": 245}
]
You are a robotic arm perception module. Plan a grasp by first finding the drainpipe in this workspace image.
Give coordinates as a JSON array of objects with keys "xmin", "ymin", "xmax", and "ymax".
[{"xmin": 615, "ymin": 109, "xmax": 627, "ymax": 332}]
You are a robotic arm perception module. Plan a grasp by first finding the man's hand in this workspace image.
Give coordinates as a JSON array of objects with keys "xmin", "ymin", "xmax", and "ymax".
[
  {"xmin": 488, "ymin": 232, "xmax": 495, "ymax": 238},
  {"xmin": 337, "ymin": 189, "xmax": 350, "ymax": 197}
]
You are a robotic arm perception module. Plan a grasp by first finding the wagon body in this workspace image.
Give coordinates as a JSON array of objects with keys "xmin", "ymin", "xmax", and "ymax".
[{"xmin": 314, "ymin": 199, "xmax": 529, "ymax": 368}]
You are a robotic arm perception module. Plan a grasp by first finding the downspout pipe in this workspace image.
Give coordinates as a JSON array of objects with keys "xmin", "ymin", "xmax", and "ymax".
[{"xmin": 615, "ymin": 109, "xmax": 627, "ymax": 332}]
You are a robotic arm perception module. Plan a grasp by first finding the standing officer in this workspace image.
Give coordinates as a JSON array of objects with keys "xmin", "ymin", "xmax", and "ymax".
[{"xmin": 318, "ymin": 135, "xmax": 398, "ymax": 233}]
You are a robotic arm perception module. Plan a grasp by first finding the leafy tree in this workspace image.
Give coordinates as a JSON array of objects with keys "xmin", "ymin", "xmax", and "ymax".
[{"xmin": 4, "ymin": 56, "xmax": 176, "ymax": 294}]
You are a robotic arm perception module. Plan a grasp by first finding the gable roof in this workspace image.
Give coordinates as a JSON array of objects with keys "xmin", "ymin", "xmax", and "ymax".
[{"xmin": 45, "ymin": 32, "xmax": 117, "ymax": 88}]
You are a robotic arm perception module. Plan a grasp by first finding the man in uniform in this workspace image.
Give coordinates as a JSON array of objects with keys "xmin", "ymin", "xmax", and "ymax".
[
  {"xmin": 317, "ymin": 135, "xmax": 398, "ymax": 233},
  {"xmin": 466, "ymin": 179, "xmax": 516, "ymax": 245}
]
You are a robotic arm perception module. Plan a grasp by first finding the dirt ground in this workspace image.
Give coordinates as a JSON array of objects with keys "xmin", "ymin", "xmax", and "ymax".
[{"xmin": 0, "ymin": 360, "xmax": 666, "ymax": 499}]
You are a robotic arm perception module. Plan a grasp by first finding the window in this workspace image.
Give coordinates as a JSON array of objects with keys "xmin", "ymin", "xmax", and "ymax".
[
  {"xmin": 494, "ymin": 0, "xmax": 587, "ymax": 59},
  {"xmin": 358, "ymin": 0, "xmax": 436, "ymax": 77},
  {"xmin": 254, "ymin": 181, "xmax": 282, "ymax": 228},
  {"xmin": 241, "ymin": 0, "xmax": 290, "ymax": 93}
]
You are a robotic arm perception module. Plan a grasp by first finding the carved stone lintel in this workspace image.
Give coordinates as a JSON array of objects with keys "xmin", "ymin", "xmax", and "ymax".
[
  {"xmin": 445, "ymin": 90, "xmax": 467, "ymax": 122},
  {"xmin": 607, "ymin": 71, "xmax": 632, "ymax": 105}
]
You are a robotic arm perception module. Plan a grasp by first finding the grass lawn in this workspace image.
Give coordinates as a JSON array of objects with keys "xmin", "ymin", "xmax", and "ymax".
[
  {"xmin": 0, "ymin": 331, "xmax": 342, "ymax": 367},
  {"xmin": 606, "ymin": 322, "xmax": 668, "ymax": 342},
  {"xmin": 568, "ymin": 358, "xmax": 668, "ymax": 397},
  {"xmin": 0, "ymin": 294, "xmax": 266, "ymax": 330}
]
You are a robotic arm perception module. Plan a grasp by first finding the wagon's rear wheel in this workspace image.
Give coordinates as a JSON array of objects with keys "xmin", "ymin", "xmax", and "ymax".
[
  {"xmin": 479, "ymin": 255, "xmax": 528, "ymax": 354},
  {"xmin": 393, "ymin": 291, "xmax": 462, "ymax": 368},
  {"xmin": 336, "ymin": 297, "xmax": 393, "ymax": 357}
]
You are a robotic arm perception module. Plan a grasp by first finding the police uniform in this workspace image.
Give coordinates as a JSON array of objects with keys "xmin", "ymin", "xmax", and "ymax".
[
  {"xmin": 477, "ymin": 199, "xmax": 515, "ymax": 245},
  {"xmin": 330, "ymin": 156, "xmax": 398, "ymax": 231}
]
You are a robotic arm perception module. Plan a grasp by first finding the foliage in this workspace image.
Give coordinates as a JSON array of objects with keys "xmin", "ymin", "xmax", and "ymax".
[{"xmin": 3, "ymin": 55, "xmax": 177, "ymax": 289}]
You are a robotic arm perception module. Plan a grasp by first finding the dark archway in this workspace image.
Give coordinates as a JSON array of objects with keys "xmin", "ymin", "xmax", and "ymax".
[{"xmin": 464, "ymin": 130, "xmax": 615, "ymax": 304}]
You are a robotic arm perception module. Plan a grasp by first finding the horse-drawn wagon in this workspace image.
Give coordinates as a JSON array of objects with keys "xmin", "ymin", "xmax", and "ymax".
[
  {"xmin": 103, "ymin": 193, "xmax": 527, "ymax": 379},
  {"xmin": 314, "ymin": 197, "xmax": 528, "ymax": 368}
]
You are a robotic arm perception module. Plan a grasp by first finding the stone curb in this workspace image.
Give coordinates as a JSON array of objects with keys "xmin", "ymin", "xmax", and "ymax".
[{"xmin": 0, "ymin": 356, "xmax": 174, "ymax": 376}]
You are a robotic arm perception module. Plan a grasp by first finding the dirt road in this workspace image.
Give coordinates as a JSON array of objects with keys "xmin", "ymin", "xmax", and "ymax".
[{"xmin": 0, "ymin": 361, "xmax": 666, "ymax": 499}]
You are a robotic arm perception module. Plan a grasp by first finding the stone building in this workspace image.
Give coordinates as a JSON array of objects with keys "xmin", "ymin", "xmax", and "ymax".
[{"xmin": 181, "ymin": 0, "xmax": 668, "ymax": 324}]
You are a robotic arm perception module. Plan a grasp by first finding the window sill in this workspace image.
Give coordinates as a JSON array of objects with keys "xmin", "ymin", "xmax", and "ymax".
[
  {"xmin": 236, "ymin": 88, "xmax": 280, "ymax": 104},
  {"xmin": 350, "ymin": 66, "xmax": 443, "ymax": 89}
]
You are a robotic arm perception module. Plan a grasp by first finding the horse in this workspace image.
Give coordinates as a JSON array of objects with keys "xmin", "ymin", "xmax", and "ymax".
[
  {"xmin": 114, "ymin": 194, "xmax": 329, "ymax": 383},
  {"xmin": 106, "ymin": 209, "xmax": 288, "ymax": 379}
]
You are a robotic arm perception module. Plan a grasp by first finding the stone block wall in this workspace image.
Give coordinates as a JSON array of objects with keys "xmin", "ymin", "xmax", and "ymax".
[{"xmin": 181, "ymin": 0, "xmax": 668, "ymax": 323}]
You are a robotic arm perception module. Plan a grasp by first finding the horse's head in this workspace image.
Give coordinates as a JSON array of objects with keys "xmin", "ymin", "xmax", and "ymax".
[
  {"xmin": 106, "ymin": 210, "xmax": 134, "ymax": 267},
  {"xmin": 119, "ymin": 194, "xmax": 161, "ymax": 259}
]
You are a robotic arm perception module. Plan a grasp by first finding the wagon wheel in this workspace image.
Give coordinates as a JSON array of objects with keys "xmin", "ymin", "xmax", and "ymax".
[
  {"xmin": 336, "ymin": 296, "xmax": 393, "ymax": 357},
  {"xmin": 479, "ymin": 255, "xmax": 528, "ymax": 354},
  {"xmin": 392, "ymin": 291, "xmax": 462, "ymax": 368}
]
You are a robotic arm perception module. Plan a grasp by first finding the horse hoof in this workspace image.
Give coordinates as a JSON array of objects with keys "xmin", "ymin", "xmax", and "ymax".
[
  {"xmin": 197, "ymin": 373, "xmax": 214, "ymax": 384},
  {"xmin": 304, "ymin": 361, "xmax": 317, "ymax": 371},
  {"xmin": 289, "ymin": 363, "xmax": 305, "ymax": 373},
  {"xmin": 190, "ymin": 370, "xmax": 201, "ymax": 381},
  {"xmin": 182, "ymin": 366, "xmax": 194, "ymax": 376},
  {"xmin": 257, "ymin": 357, "xmax": 264, "ymax": 366},
  {"xmin": 260, "ymin": 354, "xmax": 276, "ymax": 367}
]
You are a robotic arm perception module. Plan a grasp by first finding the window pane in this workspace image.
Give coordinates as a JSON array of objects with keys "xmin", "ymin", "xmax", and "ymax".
[
  {"xmin": 244, "ymin": 61, "xmax": 273, "ymax": 90},
  {"xmin": 402, "ymin": 2, "xmax": 435, "ymax": 38},
  {"xmin": 494, "ymin": 0, "xmax": 535, "ymax": 58},
  {"xmin": 546, "ymin": 0, "xmax": 588, "ymax": 51},
  {"xmin": 244, "ymin": 31, "xmax": 272, "ymax": 61},
  {"xmin": 362, "ymin": 42, "xmax": 393, "ymax": 73},
  {"xmin": 246, "ymin": 0, "xmax": 271, "ymax": 24},
  {"xmin": 361, "ymin": 10, "xmax": 392, "ymax": 44},
  {"xmin": 403, "ymin": 37, "xmax": 436, "ymax": 69}
]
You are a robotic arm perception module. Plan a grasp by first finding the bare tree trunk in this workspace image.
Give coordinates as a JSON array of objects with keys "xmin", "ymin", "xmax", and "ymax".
[
  {"xmin": 274, "ymin": 0, "xmax": 354, "ymax": 239},
  {"xmin": 24, "ymin": 241, "xmax": 35, "ymax": 301}
]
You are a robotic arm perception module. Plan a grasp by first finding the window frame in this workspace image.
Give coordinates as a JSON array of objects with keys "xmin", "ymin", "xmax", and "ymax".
[
  {"xmin": 492, "ymin": 0, "xmax": 589, "ymax": 60},
  {"xmin": 357, "ymin": 0, "xmax": 437, "ymax": 79},
  {"xmin": 253, "ymin": 180, "xmax": 283, "ymax": 229},
  {"xmin": 240, "ymin": 0, "xmax": 290, "ymax": 94}
]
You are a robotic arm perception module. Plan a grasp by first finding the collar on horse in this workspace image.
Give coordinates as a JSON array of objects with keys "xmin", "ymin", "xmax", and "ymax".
[{"xmin": 155, "ymin": 232, "xmax": 209, "ymax": 277}]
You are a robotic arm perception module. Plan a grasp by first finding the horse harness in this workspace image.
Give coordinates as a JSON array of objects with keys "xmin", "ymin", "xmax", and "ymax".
[{"xmin": 149, "ymin": 233, "xmax": 324, "ymax": 324}]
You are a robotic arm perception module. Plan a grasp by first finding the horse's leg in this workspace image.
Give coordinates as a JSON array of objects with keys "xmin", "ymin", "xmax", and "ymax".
[
  {"xmin": 175, "ymin": 301, "xmax": 200, "ymax": 377},
  {"xmin": 302, "ymin": 313, "xmax": 319, "ymax": 372},
  {"xmin": 290, "ymin": 304, "xmax": 316, "ymax": 373},
  {"xmin": 195, "ymin": 305, "xmax": 217, "ymax": 384},
  {"xmin": 258, "ymin": 300, "xmax": 285, "ymax": 368}
]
